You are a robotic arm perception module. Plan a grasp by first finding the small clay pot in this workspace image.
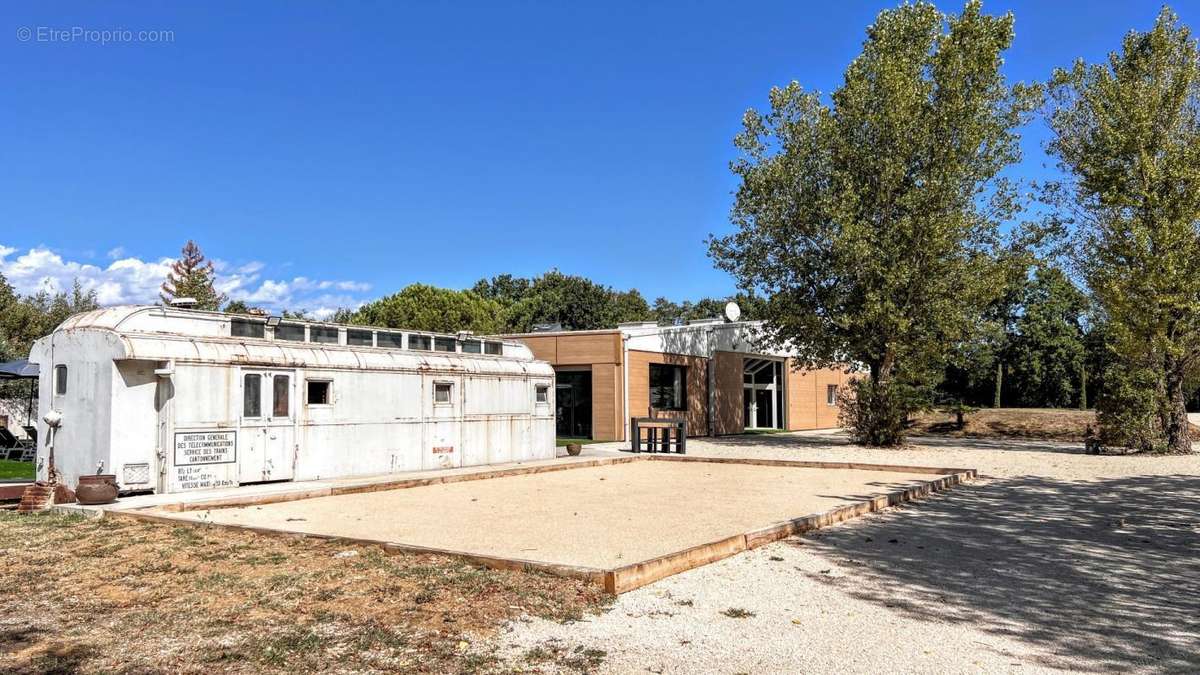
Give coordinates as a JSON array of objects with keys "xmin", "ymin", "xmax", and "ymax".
[
  {"xmin": 75, "ymin": 474, "xmax": 119, "ymax": 505},
  {"xmin": 566, "ymin": 443, "xmax": 582, "ymax": 456}
]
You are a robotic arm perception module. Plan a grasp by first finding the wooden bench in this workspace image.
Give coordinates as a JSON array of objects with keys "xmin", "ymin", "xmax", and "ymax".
[{"xmin": 630, "ymin": 417, "xmax": 687, "ymax": 454}]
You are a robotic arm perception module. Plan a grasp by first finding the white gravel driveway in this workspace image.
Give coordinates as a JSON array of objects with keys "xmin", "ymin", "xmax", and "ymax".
[{"xmin": 489, "ymin": 432, "xmax": 1200, "ymax": 674}]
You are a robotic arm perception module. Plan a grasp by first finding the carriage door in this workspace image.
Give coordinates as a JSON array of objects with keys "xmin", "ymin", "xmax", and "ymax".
[{"xmin": 239, "ymin": 370, "xmax": 296, "ymax": 484}]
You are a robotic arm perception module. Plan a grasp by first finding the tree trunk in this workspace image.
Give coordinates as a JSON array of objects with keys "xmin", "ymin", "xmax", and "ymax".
[
  {"xmin": 993, "ymin": 361, "xmax": 1002, "ymax": 408},
  {"xmin": 1164, "ymin": 357, "xmax": 1192, "ymax": 454},
  {"xmin": 1078, "ymin": 362, "xmax": 1087, "ymax": 410}
]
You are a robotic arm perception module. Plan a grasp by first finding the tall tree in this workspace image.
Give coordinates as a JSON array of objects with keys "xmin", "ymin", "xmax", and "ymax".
[
  {"xmin": 160, "ymin": 240, "xmax": 226, "ymax": 311},
  {"xmin": 710, "ymin": 1, "xmax": 1037, "ymax": 445},
  {"xmin": 1006, "ymin": 266, "xmax": 1088, "ymax": 408},
  {"xmin": 1045, "ymin": 7, "xmax": 1200, "ymax": 453},
  {"xmin": 348, "ymin": 284, "xmax": 503, "ymax": 334}
]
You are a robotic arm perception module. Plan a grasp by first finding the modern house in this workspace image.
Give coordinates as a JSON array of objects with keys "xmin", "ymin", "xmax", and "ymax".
[
  {"xmin": 502, "ymin": 320, "xmax": 852, "ymax": 441},
  {"xmin": 29, "ymin": 305, "xmax": 556, "ymax": 494}
]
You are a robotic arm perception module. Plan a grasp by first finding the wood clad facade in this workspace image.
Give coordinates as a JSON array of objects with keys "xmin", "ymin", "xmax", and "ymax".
[
  {"xmin": 626, "ymin": 350, "xmax": 708, "ymax": 438},
  {"xmin": 507, "ymin": 328, "xmax": 850, "ymax": 443},
  {"xmin": 511, "ymin": 331, "xmax": 625, "ymax": 441},
  {"xmin": 712, "ymin": 350, "xmax": 744, "ymax": 436},
  {"xmin": 784, "ymin": 361, "xmax": 851, "ymax": 431}
]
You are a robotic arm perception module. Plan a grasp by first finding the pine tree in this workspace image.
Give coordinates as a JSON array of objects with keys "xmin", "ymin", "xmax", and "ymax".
[{"xmin": 160, "ymin": 241, "xmax": 227, "ymax": 311}]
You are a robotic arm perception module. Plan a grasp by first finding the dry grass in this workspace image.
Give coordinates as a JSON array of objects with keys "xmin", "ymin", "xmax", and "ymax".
[
  {"xmin": 908, "ymin": 407, "xmax": 1200, "ymax": 442},
  {"xmin": 0, "ymin": 511, "xmax": 608, "ymax": 674}
]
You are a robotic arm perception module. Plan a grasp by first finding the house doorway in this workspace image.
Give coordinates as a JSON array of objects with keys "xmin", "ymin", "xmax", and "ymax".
[
  {"xmin": 555, "ymin": 369, "xmax": 592, "ymax": 439},
  {"xmin": 743, "ymin": 358, "xmax": 784, "ymax": 430}
]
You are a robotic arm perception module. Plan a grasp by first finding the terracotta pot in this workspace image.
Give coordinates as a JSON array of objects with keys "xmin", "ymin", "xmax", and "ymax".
[
  {"xmin": 75, "ymin": 474, "xmax": 119, "ymax": 505},
  {"xmin": 566, "ymin": 443, "xmax": 582, "ymax": 456}
]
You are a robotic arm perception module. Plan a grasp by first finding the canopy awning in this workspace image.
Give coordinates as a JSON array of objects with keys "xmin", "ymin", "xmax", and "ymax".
[{"xmin": 0, "ymin": 359, "xmax": 38, "ymax": 379}]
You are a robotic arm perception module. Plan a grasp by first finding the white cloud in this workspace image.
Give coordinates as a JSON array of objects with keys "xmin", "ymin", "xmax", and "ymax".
[
  {"xmin": 0, "ymin": 244, "xmax": 373, "ymax": 315},
  {"xmin": 106, "ymin": 246, "xmax": 125, "ymax": 260}
]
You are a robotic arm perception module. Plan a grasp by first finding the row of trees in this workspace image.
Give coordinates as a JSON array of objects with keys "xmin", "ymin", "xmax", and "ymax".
[
  {"xmin": 336, "ymin": 271, "xmax": 765, "ymax": 334},
  {"xmin": 712, "ymin": 2, "xmax": 1200, "ymax": 452},
  {"xmin": 0, "ymin": 275, "xmax": 100, "ymax": 363}
]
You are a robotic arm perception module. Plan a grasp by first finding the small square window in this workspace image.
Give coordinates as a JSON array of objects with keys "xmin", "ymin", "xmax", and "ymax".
[
  {"xmin": 461, "ymin": 339, "xmax": 481, "ymax": 354},
  {"xmin": 378, "ymin": 331, "xmax": 405, "ymax": 349},
  {"xmin": 536, "ymin": 385, "xmax": 549, "ymax": 404},
  {"xmin": 434, "ymin": 336, "xmax": 456, "ymax": 352},
  {"xmin": 309, "ymin": 326, "xmax": 339, "ymax": 344},
  {"xmin": 434, "ymin": 382, "xmax": 453, "ymax": 404},
  {"xmin": 409, "ymin": 335, "xmax": 432, "ymax": 351},
  {"xmin": 307, "ymin": 380, "xmax": 331, "ymax": 405},
  {"xmin": 484, "ymin": 341, "xmax": 503, "ymax": 355},
  {"xmin": 826, "ymin": 384, "xmax": 838, "ymax": 406},
  {"xmin": 54, "ymin": 365, "xmax": 68, "ymax": 395},
  {"xmin": 275, "ymin": 323, "xmax": 305, "ymax": 341},
  {"xmin": 347, "ymin": 329, "xmax": 374, "ymax": 346},
  {"xmin": 231, "ymin": 318, "xmax": 265, "ymax": 338}
]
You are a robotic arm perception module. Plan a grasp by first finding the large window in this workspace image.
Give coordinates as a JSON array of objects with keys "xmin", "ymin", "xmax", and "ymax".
[
  {"xmin": 231, "ymin": 318, "xmax": 265, "ymax": 338},
  {"xmin": 434, "ymin": 381, "xmax": 453, "ymax": 404},
  {"xmin": 484, "ymin": 341, "xmax": 503, "ymax": 355},
  {"xmin": 434, "ymin": 336, "xmax": 456, "ymax": 352},
  {"xmin": 377, "ymin": 331, "xmax": 404, "ymax": 349},
  {"xmin": 309, "ymin": 326, "xmax": 338, "ymax": 344},
  {"xmin": 461, "ymin": 339, "xmax": 481, "ymax": 354},
  {"xmin": 275, "ymin": 323, "xmax": 305, "ymax": 341},
  {"xmin": 408, "ymin": 334, "xmax": 432, "ymax": 351},
  {"xmin": 826, "ymin": 384, "xmax": 838, "ymax": 406},
  {"xmin": 649, "ymin": 363, "xmax": 687, "ymax": 411},
  {"xmin": 347, "ymin": 329, "xmax": 374, "ymax": 347}
]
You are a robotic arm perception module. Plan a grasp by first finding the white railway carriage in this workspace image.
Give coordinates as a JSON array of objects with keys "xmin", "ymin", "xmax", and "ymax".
[{"xmin": 28, "ymin": 306, "xmax": 556, "ymax": 494}]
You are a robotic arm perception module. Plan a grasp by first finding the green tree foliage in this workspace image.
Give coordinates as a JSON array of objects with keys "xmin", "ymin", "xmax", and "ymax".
[
  {"xmin": 1005, "ymin": 266, "xmax": 1088, "ymax": 408},
  {"xmin": 0, "ymin": 278, "xmax": 99, "ymax": 358},
  {"xmin": 711, "ymin": 1, "xmax": 1037, "ymax": 445},
  {"xmin": 222, "ymin": 299, "xmax": 254, "ymax": 314},
  {"xmin": 1045, "ymin": 7, "xmax": 1200, "ymax": 453},
  {"xmin": 347, "ymin": 284, "xmax": 503, "ymax": 334},
  {"xmin": 651, "ymin": 292, "xmax": 766, "ymax": 326},
  {"xmin": 160, "ymin": 240, "xmax": 227, "ymax": 311},
  {"xmin": 474, "ymin": 270, "xmax": 653, "ymax": 332}
]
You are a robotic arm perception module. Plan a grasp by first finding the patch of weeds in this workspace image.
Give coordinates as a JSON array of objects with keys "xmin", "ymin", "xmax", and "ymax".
[
  {"xmin": 524, "ymin": 643, "xmax": 607, "ymax": 673},
  {"xmin": 314, "ymin": 586, "xmax": 344, "ymax": 601},
  {"xmin": 259, "ymin": 626, "xmax": 328, "ymax": 666},
  {"xmin": 413, "ymin": 588, "xmax": 437, "ymax": 605},
  {"xmin": 266, "ymin": 572, "xmax": 306, "ymax": 593},
  {"xmin": 170, "ymin": 526, "xmax": 203, "ymax": 546},
  {"xmin": 721, "ymin": 607, "xmax": 756, "ymax": 619},
  {"xmin": 240, "ymin": 552, "xmax": 288, "ymax": 566},
  {"xmin": 194, "ymin": 571, "xmax": 236, "ymax": 590},
  {"xmin": 351, "ymin": 623, "xmax": 409, "ymax": 651},
  {"xmin": 560, "ymin": 646, "xmax": 607, "ymax": 673},
  {"xmin": 130, "ymin": 560, "xmax": 177, "ymax": 575},
  {"xmin": 79, "ymin": 541, "xmax": 125, "ymax": 558}
]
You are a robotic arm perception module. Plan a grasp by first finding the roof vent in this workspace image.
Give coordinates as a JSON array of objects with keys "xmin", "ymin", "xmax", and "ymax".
[
  {"xmin": 169, "ymin": 297, "xmax": 198, "ymax": 309},
  {"xmin": 617, "ymin": 321, "xmax": 659, "ymax": 329},
  {"xmin": 532, "ymin": 323, "xmax": 563, "ymax": 333}
]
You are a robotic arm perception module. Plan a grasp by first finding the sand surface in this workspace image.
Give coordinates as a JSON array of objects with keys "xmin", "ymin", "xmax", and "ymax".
[
  {"xmin": 490, "ymin": 433, "xmax": 1200, "ymax": 674},
  {"xmin": 167, "ymin": 460, "xmax": 944, "ymax": 569}
]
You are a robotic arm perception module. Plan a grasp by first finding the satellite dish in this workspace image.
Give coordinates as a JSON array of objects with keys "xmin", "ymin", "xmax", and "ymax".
[{"xmin": 724, "ymin": 301, "xmax": 742, "ymax": 323}]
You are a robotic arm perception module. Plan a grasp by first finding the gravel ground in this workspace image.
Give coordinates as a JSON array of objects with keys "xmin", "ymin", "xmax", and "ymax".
[{"xmin": 491, "ymin": 432, "xmax": 1200, "ymax": 674}]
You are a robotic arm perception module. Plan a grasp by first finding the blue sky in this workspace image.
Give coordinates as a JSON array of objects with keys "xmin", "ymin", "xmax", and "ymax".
[{"xmin": 2, "ymin": 1, "xmax": 1196, "ymax": 316}]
